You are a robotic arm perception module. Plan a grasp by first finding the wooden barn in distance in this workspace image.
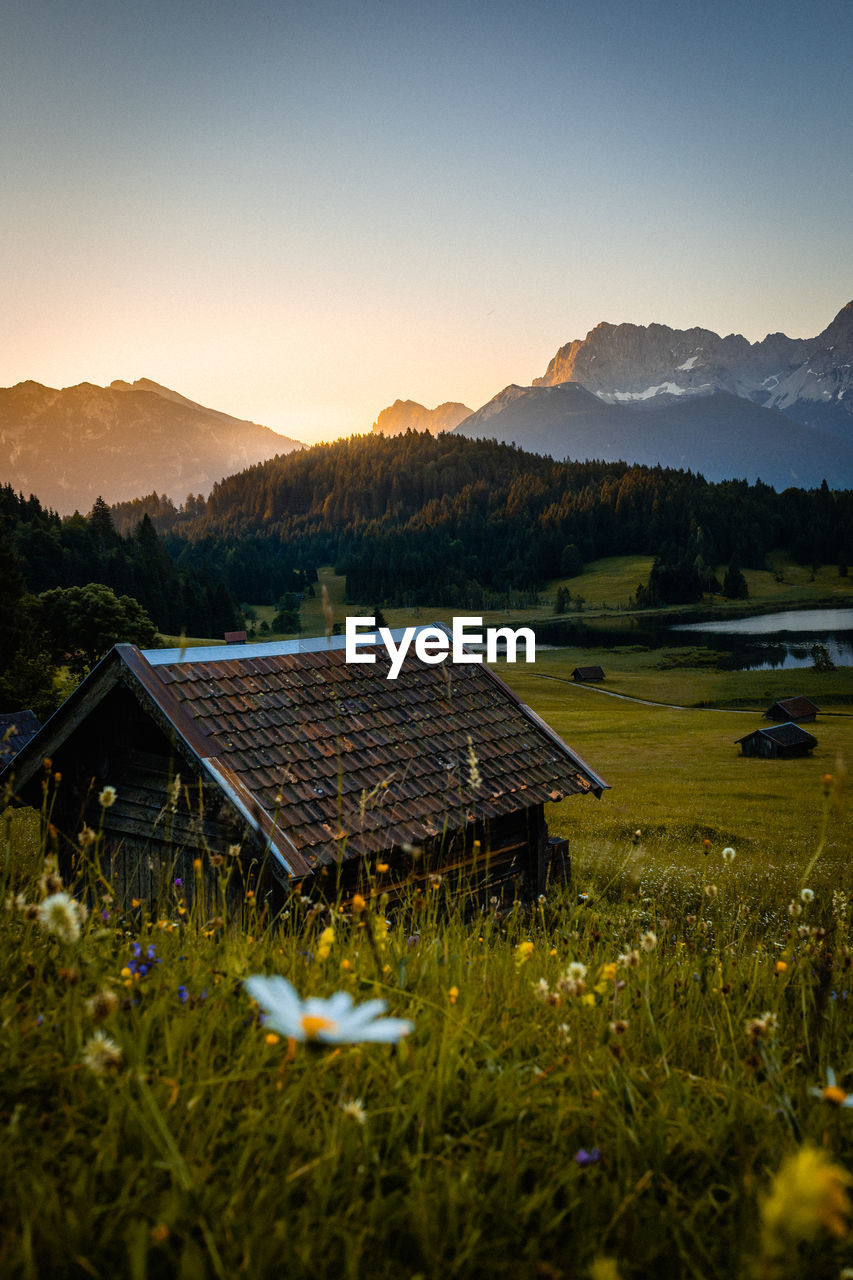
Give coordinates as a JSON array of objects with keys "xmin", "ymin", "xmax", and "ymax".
[
  {"xmin": 1, "ymin": 629, "xmax": 607, "ymax": 908},
  {"xmin": 736, "ymin": 722, "xmax": 818, "ymax": 759},
  {"xmin": 571, "ymin": 666, "xmax": 605, "ymax": 683},
  {"xmin": 764, "ymin": 696, "xmax": 819, "ymax": 723}
]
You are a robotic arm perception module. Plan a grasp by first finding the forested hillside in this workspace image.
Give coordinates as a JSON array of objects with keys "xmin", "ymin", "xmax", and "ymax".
[
  {"xmin": 151, "ymin": 432, "xmax": 853, "ymax": 607},
  {"xmin": 0, "ymin": 486, "xmax": 243, "ymax": 637}
]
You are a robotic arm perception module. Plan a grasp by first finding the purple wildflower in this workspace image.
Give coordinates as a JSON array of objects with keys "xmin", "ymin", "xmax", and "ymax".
[{"xmin": 574, "ymin": 1147, "xmax": 601, "ymax": 1167}]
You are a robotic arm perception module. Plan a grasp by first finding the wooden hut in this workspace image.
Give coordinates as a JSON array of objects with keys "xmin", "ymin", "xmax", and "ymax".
[
  {"xmin": 736, "ymin": 722, "xmax": 817, "ymax": 759},
  {"xmin": 0, "ymin": 710, "xmax": 42, "ymax": 767},
  {"xmin": 764, "ymin": 696, "xmax": 819, "ymax": 723},
  {"xmin": 1, "ymin": 630, "xmax": 607, "ymax": 907},
  {"xmin": 571, "ymin": 666, "xmax": 606, "ymax": 683}
]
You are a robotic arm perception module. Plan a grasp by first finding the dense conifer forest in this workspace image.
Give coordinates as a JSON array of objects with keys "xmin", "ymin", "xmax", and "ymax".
[{"xmin": 117, "ymin": 432, "xmax": 853, "ymax": 608}]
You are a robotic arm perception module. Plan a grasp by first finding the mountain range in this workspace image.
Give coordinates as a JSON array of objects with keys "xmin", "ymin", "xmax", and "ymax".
[
  {"xmin": 0, "ymin": 377, "xmax": 301, "ymax": 513},
  {"xmin": 378, "ymin": 301, "xmax": 853, "ymax": 489},
  {"xmin": 2, "ymin": 303, "xmax": 851, "ymax": 515}
]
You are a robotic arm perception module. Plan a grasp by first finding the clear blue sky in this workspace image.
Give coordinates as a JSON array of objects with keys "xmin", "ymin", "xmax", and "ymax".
[{"xmin": 2, "ymin": 0, "xmax": 851, "ymax": 440}]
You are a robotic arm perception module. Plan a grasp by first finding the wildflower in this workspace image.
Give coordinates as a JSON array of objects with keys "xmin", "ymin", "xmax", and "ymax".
[
  {"xmin": 340, "ymin": 1097, "xmax": 367, "ymax": 1124},
  {"xmin": 85, "ymin": 990, "xmax": 119, "ymax": 1022},
  {"xmin": 448, "ymin": 986, "xmax": 459, "ymax": 1005},
  {"xmin": 760, "ymin": 1144, "xmax": 852, "ymax": 1250},
  {"xmin": 787, "ymin": 899, "xmax": 802, "ymax": 917},
  {"xmin": 514, "ymin": 940, "xmax": 534, "ymax": 967},
  {"xmin": 126, "ymin": 942, "xmax": 161, "ymax": 978},
  {"xmin": 809, "ymin": 1068, "xmax": 853, "ymax": 1108},
  {"xmin": 78, "ymin": 825, "xmax": 96, "ymax": 848},
  {"xmin": 177, "ymin": 985, "xmax": 189, "ymax": 1004},
  {"xmin": 640, "ymin": 931, "xmax": 657, "ymax": 952},
  {"xmin": 150, "ymin": 1224, "xmax": 170, "ymax": 1244},
  {"xmin": 618, "ymin": 949, "xmax": 640, "ymax": 968},
  {"xmin": 265, "ymin": 1032, "xmax": 280, "ymax": 1046},
  {"xmin": 598, "ymin": 962, "xmax": 618, "ymax": 983},
  {"xmin": 98, "ymin": 785, "xmax": 117, "ymax": 808},
  {"xmin": 193, "ymin": 858, "xmax": 202, "ymax": 872},
  {"xmin": 800, "ymin": 887, "xmax": 815, "ymax": 904},
  {"xmin": 227, "ymin": 843, "xmax": 242, "ymax": 858},
  {"xmin": 745, "ymin": 1013, "xmax": 779, "ymax": 1044},
  {"xmin": 775, "ymin": 960, "xmax": 788, "ymax": 974},
  {"xmin": 564, "ymin": 961, "xmax": 587, "ymax": 982},
  {"xmin": 316, "ymin": 926, "xmax": 335, "ymax": 961},
  {"xmin": 81, "ymin": 1030, "xmax": 123, "ymax": 1076},
  {"xmin": 376, "ymin": 862, "xmax": 389, "ymax": 874},
  {"xmin": 244, "ymin": 975, "xmax": 413, "ymax": 1044},
  {"xmin": 588, "ymin": 1259, "xmax": 621, "ymax": 1280},
  {"xmin": 428, "ymin": 873, "xmax": 443, "ymax": 890},
  {"xmin": 532, "ymin": 978, "xmax": 556, "ymax": 1004},
  {"xmin": 722, "ymin": 847, "xmax": 736, "ymax": 863},
  {"xmin": 37, "ymin": 892, "xmax": 85, "ymax": 943},
  {"xmin": 466, "ymin": 736, "xmax": 482, "ymax": 791},
  {"xmin": 351, "ymin": 894, "xmax": 366, "ymax": 915},
  {"xmin": 609, "ymin": 1019, "xmax": 629, "ymax": 1035},
  {"xmin": 703, "ymin": 885, "xmax": 718, "ymax": 900},
  {"xmin": 574, "ymin": 1147, "xmax": 601, "ymax": 1167}
]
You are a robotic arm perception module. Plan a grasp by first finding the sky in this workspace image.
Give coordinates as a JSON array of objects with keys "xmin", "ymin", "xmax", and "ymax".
[{"xmin": 2, "ymin": 0, "xmax": 851, "ymax": 443}]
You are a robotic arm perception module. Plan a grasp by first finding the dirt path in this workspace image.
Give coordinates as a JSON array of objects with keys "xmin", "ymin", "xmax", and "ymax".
[{"xmin": 530, "ymin": 672, "xmax": 753, "ymax": 714}]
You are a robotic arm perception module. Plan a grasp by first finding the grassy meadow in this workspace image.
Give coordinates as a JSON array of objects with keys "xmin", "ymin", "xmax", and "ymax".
[{"xmin": 4, "ymin": 557, "xmax": 853, "ymax": 1279}]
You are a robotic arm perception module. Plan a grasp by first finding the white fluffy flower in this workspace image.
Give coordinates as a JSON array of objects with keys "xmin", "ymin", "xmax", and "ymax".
[
  {"xmin": 37, "ymin": 892, "xmax": 86, "ymax": 943},
  {"xmin": 245, "ymin": 975, "xmax": 413, "ymax": 1044},
  {"xmin": 722, "ymin": 847, "xmax": 736, "ymax": 863},
  {"xmin": 81, "ymin": 1030, "xmax": 123, "ymax": 1076},
  {"xmin": 98, "ymin": 785, "xmax": 117, "ymax": 808},
  {"xmin": 340, "ymin": 1097, "xmax": 367, "ymax": 1124},
  {"xmin": 800, "ymin": 888, "xmax": 815, "ymax": 904}
]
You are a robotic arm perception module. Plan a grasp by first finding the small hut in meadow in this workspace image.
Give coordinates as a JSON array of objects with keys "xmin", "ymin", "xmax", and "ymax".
[
  {"xmin": 0, "ymin": 710, "xmax": 42, "ymax": 766},
  {"xmin": 764, "ymin": 696, "xmax": 819, "ymax": 723},
  {"xmin": 736, "ymin": 722, "xmax": 817, "ymax": 759},
  {"xmin": 1, "ymin": 630, "xmax": 607, "ymax": 907},
  {"xmin": 571, "ymin": 666, "xmax": 605, "ymax": 683}
]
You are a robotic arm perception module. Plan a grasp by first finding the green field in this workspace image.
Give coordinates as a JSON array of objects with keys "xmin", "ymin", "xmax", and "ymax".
[
  {"xmin": 7, "ymin": 557, "xmax": 852, "ymax": 1278},
  {"xmin": 160, "ymin": 554, "xmax": 853, "ymax": 647}
]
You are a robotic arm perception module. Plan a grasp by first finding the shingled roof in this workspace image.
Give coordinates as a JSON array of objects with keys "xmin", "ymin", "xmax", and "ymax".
[
  {"xmin": 736, "ymin": 722, "xmax": 818, "ymax": 750},
  {"xmin": 3, "ymin": 630, "xmax": 607, "ymax": 880},
  {"xmin": 764, "ymin": 696, "xmax": 819, "ymax": 722},
  {"xmin": 0, "ymin": 710, "xmax": 41, "ymax": 765}
]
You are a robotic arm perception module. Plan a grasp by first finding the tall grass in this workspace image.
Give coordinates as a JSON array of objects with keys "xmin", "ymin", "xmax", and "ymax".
[{"xmin": 2, "ymin": 773, "xmax": 852, "ymax": 1280}]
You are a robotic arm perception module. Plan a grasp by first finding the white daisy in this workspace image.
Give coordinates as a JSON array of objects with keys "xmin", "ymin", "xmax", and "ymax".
[{"xmin": 244, "ymin": 975, "xmax": 413, "ymax": 1044}]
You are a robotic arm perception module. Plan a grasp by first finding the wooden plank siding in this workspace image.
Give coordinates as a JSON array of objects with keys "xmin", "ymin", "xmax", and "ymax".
[{"xmin": 38, "ymin": 684, "xmax": 262, "ymax": 911}]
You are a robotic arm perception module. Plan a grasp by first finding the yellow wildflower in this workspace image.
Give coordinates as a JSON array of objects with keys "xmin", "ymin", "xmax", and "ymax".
[
  {"xmin": 514, "ymin": 940, "xmax": 534, "ymax": 967},
  {"xmin": 760, "ymin": 1145, "xmax": 852, "ymax": 1255},
  {"xmin": 588, "ymin": 1259, "xmax": 621, "ymax": 1280},
  {"xmin": 316, "ymin": 926, "xmax": 335, "ymax": 961},
  {"xmin": 448, "ymin": 986, "xmax": 459, "ymax": 1005}
]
